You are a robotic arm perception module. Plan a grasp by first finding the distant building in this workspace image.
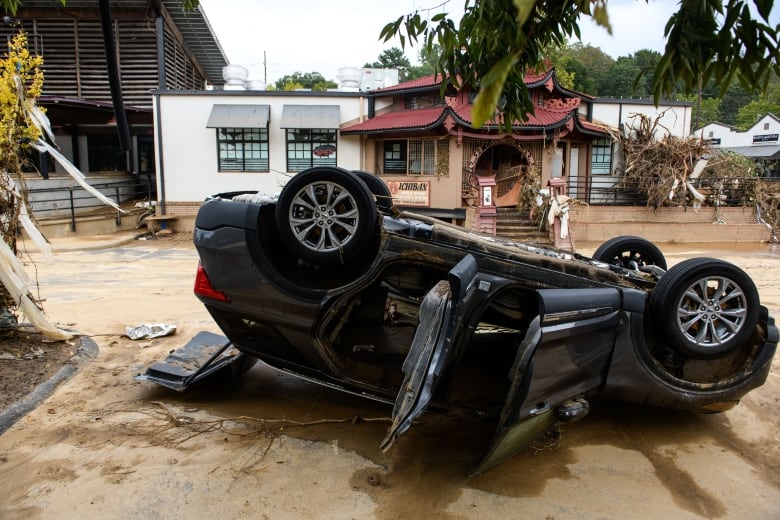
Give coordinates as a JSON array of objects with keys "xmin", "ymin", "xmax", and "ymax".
[
  {"xmin": 154, "ymin": 87, "xmax": 367, "ymax": 217},
  {"xmin": 694, "ymin": 114, "xmax": 780, "ymax": 177}
]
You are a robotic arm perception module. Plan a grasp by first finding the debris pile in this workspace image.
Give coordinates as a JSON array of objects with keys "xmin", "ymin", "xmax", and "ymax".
[
  {"xmin": 610, "ymin": 114, "xmax": 780, "ymax": 238},
  {"xmin": 613, "ymin": 113, "xmax": 761, "ymax": 208},
  {"xmin": 756, "ymin": 181, "xmax": 780, "ymax": 242},
  {"xmin": 616, "ymin": 112, "xmax": 714, "ymax": 210}
]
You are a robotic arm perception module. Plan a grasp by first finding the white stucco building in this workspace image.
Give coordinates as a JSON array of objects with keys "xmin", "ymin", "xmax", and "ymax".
[
  {"xmin": 153, "ymin": 89, "xmax": 368, "ymax": 216},
  {"xmin": 592, "ymin": 98, "xmax": 693, "ymax": 139},
  {"xmin": 693, "ymin": 114, "xmax": 780, "ymax": 177}
]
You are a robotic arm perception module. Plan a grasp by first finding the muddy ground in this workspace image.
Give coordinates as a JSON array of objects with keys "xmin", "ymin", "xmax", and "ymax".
[
  {"xmin": 0, "ymin": 233, "xmax": 778, "ymax": 519},
  {"xmin": 0, "ymin": 330, "xmax": 75, "ymax": 410}
]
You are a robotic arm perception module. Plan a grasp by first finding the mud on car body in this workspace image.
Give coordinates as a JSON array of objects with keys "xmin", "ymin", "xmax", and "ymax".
[{"xmin": 140, "ymin": 166, "xmax": 778, "ymax": 474}]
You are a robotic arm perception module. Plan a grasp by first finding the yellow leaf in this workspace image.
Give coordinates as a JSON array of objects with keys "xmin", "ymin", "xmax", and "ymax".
[{"xmin": 513, "ymin": 0, "xmax": 536, "ymax": 26}]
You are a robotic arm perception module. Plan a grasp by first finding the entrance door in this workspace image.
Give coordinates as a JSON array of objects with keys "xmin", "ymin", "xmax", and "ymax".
[
  {"xmin": 568, "ymin": 147, "xmax": 580, "ymax": 197},
  {"xmin": 473, "ymin": 144, "xmax": 532, "ymax": 207}
]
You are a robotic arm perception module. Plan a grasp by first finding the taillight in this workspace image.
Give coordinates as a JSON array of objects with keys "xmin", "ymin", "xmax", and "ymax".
[{"xmin": 194, "ymin": 263, "xmax": 230, "ymax": 303}]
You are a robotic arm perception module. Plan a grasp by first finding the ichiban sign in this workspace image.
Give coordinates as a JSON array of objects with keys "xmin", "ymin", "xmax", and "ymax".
[{"xmin": 387, "ymin": 180, "xmax": 431, "ymax": 207}]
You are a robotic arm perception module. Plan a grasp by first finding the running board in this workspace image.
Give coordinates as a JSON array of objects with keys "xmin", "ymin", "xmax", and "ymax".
[{"xmin": 135, "ymin": 331, "xmax": 247, "ymax": 391}]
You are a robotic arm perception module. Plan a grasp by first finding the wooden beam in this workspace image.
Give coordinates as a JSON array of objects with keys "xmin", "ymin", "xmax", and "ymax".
[{"xmin": 15, "ymin": 8, "xmax": 150, "ymax": 20}]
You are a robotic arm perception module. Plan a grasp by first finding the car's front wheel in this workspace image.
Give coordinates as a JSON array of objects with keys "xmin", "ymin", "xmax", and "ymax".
[
  {"xmin": 649, "ymin": 258, "xmax": 760, "ymax": 358},
  {"xmin": 275, "ymin": 166, "xmax": 378, "ymax": 265},
  {"xmin": 592, "ymin": 236, "xmax": 667, "ymax": 270}
]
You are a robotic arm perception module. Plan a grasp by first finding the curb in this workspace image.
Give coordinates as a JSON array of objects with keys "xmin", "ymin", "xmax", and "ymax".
[
  {"xmin": 19, "ymin": 231, "xmax": 146, "ymax": 254},
  {"xmin": 0, "ymin": 335, "xmax": 99, "ymax": 435},
  {"xmin": 50, "ymin": 232, "xmax": 147, "ymax": 253}
]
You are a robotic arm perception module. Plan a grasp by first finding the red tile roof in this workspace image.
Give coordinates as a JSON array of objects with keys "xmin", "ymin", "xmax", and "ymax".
[
  {"xmin": 342, "ymin": 68, "xmax": 601, "ymax": 135},
  {"xmin": 373, "ymin": 68, "xmax": 562, "ymax": 94},
  {"xmin": 446, "ymin": 96, "xmax": 578, "ymax": 129},
  {"xmin": 373, "ymin": 75, "xmax": 444, "ymax": 93},
  {"xmin": 523, "ymin": 106, "xmax": 573, "ymax": 127},
  {"xmin": 523, "ymin": 69, "xmax": 554, "ymax": 85},
  {"xmin": 342, "ymin": 104, "xmax": 577, "ymax": 134},
  {"xmin": 576, "ymin": 115, "xmax": 613, "ymax": 135},
  {"xmin": 342, "ymin": 106, "xmax": 448, "ymax": 133}
]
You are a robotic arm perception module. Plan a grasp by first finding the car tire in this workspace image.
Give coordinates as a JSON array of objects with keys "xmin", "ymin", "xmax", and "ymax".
[
  {"xmin": 352, "ymin": 170, "xmax": 394, "ymax": 213},
  {"xmin": 275, "ymin": 166, "xmax": 378, "ymax": 265},
  {"xmin": 649, "ymin": 258, "xmax": 760, "ymax": 358},
  {"xmin": 592, "ymin": 236, "xmax": 667, "ymax": 270}
]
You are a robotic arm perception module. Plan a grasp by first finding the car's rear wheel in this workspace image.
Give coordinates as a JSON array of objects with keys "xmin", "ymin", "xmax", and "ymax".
[
  {"xmin": 275, "ymin": 166, "xmax": 377, "ymax": 265},
  {"xmin": 592, "ymin": 236, "xmax": 667, "ymax": 270},
  {"xmin": 353, "ymin": 170, "xmax": 394, "ymax": 213},
  {"xmin": 649, "ymin": 258, "xmax": 760, "ymax": 358}
]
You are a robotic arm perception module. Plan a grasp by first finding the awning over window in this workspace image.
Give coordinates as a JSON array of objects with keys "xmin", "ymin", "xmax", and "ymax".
[
  {"xmin": 206, "ymin": 104, "xmax": 270, "ymax": 128},
  {"xmin": 722, "ymin": 145, "xmax": 780, "ymax": 159},
  {"xmin": 280, "ymin": 105, "xmax": 340, "ymax": 129}
]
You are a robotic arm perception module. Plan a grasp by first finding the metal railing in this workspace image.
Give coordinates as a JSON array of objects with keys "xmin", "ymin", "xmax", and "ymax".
[
  {"xmin": 572, "ymin": 175, "xmax": 780, "ymax": 207},
  {"xmin": 25, "ymin": 174, "xmax": 156, "ymax": 231}
]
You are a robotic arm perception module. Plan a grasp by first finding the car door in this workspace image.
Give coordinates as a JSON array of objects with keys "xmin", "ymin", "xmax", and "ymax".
[
  {"xmin": 380, "ymin": 254, "xmax": 501, "ymax": 450},
  {"xmin": 381, "ymin": 253, "xmax": 627, "ymax": 473},
  {"xmin": 472, "ymin": 287, "xmax": 626, "ymax": 474}
]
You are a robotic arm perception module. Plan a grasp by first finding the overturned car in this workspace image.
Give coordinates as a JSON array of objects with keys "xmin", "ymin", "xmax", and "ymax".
[{"xmin": 140, "ymin": 166, "xmax": 778, "ymax": 474}]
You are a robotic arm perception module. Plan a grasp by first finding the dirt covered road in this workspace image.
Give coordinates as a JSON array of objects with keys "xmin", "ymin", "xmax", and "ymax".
[{"xmin": 0, "ymin": 235, "xmax": 778, "ymax": 519}]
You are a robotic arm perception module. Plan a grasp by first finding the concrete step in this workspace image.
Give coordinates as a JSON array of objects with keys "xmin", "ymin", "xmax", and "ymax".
[{"xmin": 496, "ymin": 209, "xmax": 551, "ymax": 244}]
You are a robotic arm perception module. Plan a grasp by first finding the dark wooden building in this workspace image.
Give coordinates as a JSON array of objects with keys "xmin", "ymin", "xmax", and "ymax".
[{"xmin": 1, "ymin": 0, "xmax": 227, "ymax": 176}]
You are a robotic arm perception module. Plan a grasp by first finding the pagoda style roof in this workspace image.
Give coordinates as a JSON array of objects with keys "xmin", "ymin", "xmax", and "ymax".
[{"xmin": 342, "ymin": 69, "xmax": 604, "ymax": 138}]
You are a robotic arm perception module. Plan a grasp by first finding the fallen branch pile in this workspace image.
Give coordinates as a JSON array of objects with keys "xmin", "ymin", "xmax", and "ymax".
[
  {"xmin": 611, "ymin": 114, "xmax": 780, "ymax": 238},
  {"xmin": 617, "ymin": 112, "xmax": 714, "ymax": 210},
  {"xmin": 756, "ymin": 181, "xmax": 780, "ymax": 242}
]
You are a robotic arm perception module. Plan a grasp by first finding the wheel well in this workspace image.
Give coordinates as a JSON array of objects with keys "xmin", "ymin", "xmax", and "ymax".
[{"xmin": 249, "ymin": 203, "xmax": 382, "ymax": 293}]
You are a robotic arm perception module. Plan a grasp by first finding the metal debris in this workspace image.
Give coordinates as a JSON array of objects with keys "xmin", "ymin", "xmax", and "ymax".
[{"xmin": 125, "ymin": 323, "xmax": 177, "ymax": 340}]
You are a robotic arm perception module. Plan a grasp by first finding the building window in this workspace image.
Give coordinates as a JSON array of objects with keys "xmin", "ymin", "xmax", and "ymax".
[
  {"xmin": 765, "ymin": 122, "xmax": 770, "ymax": 130},
  {"xmin": 217, "ymin": 128, "xmax": 269, "ymax": 172},
  {"xmin": 87, "ymin": 134, "xmax": 126, "ymax": 172},
  {"xmin": 403, "ymin": 95, "xmax": 443, "ymax": 109},
  {"xmin": 286, "ymin": 128, "xmax": 337, "ymax": 172},
  {"xmin": 381, "ymin": 138, "xmax": 448, "ymax": 176},
  {"xmin": 591, "ymin": 137, "xmax": 613, "ymax": 175},
  {"xmin": 383, "ymin": 141, "xmax": 407, "ymax": 173},
  {"xmin": 137, "ymin": 135, "xmax": 154, "ymax": 175}
]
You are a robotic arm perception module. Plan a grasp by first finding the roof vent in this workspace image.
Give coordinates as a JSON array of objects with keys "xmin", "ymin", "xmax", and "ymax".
[
  {"xmin": 337, "ymin": 67, "xmax": 362, "ymax": 90},
  {"xmin": 222, "ymin": 64, "xmax": 248, "ymax": 89},
  {"xmin": 246, "ymin": 79, "xmax": 266, "ymax": 90}
]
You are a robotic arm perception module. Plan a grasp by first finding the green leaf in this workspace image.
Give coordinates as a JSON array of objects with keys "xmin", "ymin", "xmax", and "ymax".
[
  {"xmin": 472, "ymin": 53, "xmax": 519, "ymax": 128},
  {"xmin": 753, "ymin": 0, "xmax": 773, "ymax": 19},
  {"xmin": 380, "ymin": 18, "xmax": 403, "ymax": 42}
]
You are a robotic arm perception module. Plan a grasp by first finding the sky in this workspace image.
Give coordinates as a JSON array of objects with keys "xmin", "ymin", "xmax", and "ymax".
[{"xmin": 195, "ymin": 0, "xmax": 751, "ymax": 86}]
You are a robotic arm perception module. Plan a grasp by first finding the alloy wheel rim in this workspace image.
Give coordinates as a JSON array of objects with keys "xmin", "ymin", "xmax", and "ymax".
[
  {"xmin": 288, "ymin": 181, "xmax": 359, "ymax": 252},
  {"xmin": 675, "ymin": 275, "xmax": 748, "ymax": 347}
]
